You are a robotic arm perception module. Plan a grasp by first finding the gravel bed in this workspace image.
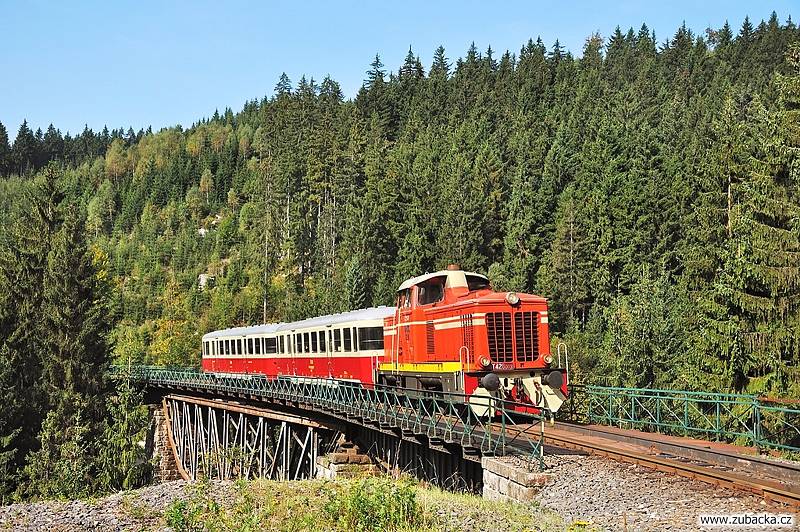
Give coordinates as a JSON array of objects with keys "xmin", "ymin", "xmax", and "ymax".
[
  {"xmin": 535, "ymin": 447, "xmax": 794, "ymax": 531},
  {"xmin": 0, "ymin": 480, "xmax": 202, "ymax": 531}
]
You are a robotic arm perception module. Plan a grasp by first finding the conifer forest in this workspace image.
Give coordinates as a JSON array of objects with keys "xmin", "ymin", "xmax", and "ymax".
[{"xmin": 0, "ymin": 14, "xmax": 799, "ymax": 499}]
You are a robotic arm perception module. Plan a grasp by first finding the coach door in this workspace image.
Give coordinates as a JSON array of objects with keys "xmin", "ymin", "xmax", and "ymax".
[
  {"xmin": 392, "ymin": 288, "xmax": 413, "ymax": 369},
  {"xmin": 326, "ymin": 327, "xmax": 333, "ymax": 378}
]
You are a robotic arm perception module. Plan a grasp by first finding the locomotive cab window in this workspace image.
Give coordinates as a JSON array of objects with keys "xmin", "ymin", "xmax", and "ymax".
[
  {"xmin": 396, "ymin": 288, "xmax": 412, "ymax": 308},
  {"xmin": 466, "ymin": 275, "xmax": 490, "ymax": 291},
  {"xmin": 358, "ymin": 327, "xmax": 384, "ymax": 350},
  {"xmin": 418, "ymin": 276, "xmax": 446, "ymax": 305}
]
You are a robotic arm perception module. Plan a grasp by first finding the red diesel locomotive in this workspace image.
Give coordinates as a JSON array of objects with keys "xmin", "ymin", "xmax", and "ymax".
[{"xmin": 201, "ymin": 266, "xmax": 568, "ymax": 413}]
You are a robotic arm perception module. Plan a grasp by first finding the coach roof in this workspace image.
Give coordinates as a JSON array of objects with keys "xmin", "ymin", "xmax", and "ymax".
[{"xmin": 202, "ymin": 306, "xmax": 395, "ymax": 341}]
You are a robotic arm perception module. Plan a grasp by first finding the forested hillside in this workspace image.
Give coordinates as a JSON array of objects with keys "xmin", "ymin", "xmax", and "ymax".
[{"xmin": 1, "ymin": 15, "xmax": 799, "ymax": 489}]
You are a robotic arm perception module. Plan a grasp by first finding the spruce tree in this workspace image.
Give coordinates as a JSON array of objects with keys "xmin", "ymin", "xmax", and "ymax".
[
  {"xmin": 12, "ymin": 120, "xmax": 38, "ymax": 175},
  {"xmin": 0, "ymin": 121, "xmax": 10, "ymax": 177}
]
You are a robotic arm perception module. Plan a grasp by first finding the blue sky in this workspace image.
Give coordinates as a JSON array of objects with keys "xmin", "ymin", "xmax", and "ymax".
[{"xmin": 0, "ymin": 1, "xmax": 794, "ymax": 140}]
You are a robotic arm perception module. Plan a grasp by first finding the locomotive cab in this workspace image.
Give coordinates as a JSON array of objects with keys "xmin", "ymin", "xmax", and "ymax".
[{"xmin": 380, "ymin": 266, "xmax": 568, "ymax": 415}]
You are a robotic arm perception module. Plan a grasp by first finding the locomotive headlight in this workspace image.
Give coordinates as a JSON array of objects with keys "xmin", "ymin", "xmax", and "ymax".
[
  {"xmin": 479, "ymin": 356, "xmax": 492, "ymax": 368},
  {"xmin": 544, "ymin": 355, "xmax": 553, "ymax": 365},
  {"xmin": 505, "ymin": 292, "xmax": 520, "ymax": 306}
]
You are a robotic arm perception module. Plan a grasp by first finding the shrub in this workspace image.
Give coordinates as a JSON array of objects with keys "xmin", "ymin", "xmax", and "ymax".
[{"xmin": 325, "ymin": 477, "xmax": 419, "ymax": 532}]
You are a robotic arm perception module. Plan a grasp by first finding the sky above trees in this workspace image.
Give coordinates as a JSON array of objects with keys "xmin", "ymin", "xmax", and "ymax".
[{"xmin": 0, "ymin": 1, "xmax": 795, "ymax": 139}]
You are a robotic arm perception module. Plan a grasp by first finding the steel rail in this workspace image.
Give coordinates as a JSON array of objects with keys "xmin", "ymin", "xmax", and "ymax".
[
  {"xmin": 503, "ymin": 424, "xmax": 800, "ymax": 508},
  {"xmin": 553, "ymin": 421, "xmax": 800, "ymax": 485}
]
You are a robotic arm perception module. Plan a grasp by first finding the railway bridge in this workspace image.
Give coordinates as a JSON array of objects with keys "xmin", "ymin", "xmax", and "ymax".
[
  {"xmin": 124, "ymin": 365, "xmax": 549, "ymax": 497},
  {"xmin": 119, "ymin": 366, "xmax": 800, "ymax": 506}
]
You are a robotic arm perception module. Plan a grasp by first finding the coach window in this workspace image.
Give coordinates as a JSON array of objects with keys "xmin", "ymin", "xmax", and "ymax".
[
  {"xmin": 294, "ymin": 333, "xmax": 300, "ymax": 353},
  {"xmin": 280, "ymin": 335, "xmax": 285, "ymax": 355},
  {"xmin": 358, "ymin": 327, "xmax": 384, "ymax": 350},
  {"xmin": 235, "ymin": 339, "xmax": 241, "ymax": 355},
  {"xmin": 266, "ymin": 337, "xmax": 278, "ymax": 354},
  {"xmin": 334, "ymin": 329, "xmax": 342, "ymax": 351},
  {"xmin": 311, "ymin": 331, "xmax": 318, "ymax": 352},
  {"xmin": 247, "ymin": 338, "xmax": 253, "ymax": 355},
  {"xmin": 353, "ymin": 328, "xmax": 358, "ymax": 351},
  {"xmin": 302, "ymin": 332, "xmax": 309, "ymax": 353},
  {"xmin": 223, "ymin": 340, "xmax": 229, "ymax": 355},
  {"xmin": 343, "ymin": 328, "xmax": 352, "ymax": 351},
  {"xmin": 254, "ymin": 337, "xmax": 261, "ymax": 355},
  {"xmin": 319, "ymin": 331, "xmax": 326, "ymax": 351},
  {"xmin": 218, "ymin": 340, "xmax": 223, "ymax": 355},
  {"xmin": 418, "ymin": 276, "xmax": 446, "ymax": 305}
]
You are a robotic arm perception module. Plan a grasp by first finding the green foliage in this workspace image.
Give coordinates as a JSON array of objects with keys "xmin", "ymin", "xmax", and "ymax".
[
  {"xmin": 324, "ymin": 477, "xmax": 420, "ymax": 532},
  {"xmin": 97, "ymin": 374, "xmax": 154, "ymax": 491},
  {"xmin": 21, "ymin": 396, "xmax": 96, "ymax": 500}
]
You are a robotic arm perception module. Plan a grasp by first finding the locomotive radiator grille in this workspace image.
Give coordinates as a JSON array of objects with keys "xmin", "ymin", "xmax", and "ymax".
[
  {"xmin": 486, "ymin": 312, "xmax": 513, "ymax": 363},
  {"xmin": 514, "ymin": 311, "xmax": 539, "ymax": 362}
]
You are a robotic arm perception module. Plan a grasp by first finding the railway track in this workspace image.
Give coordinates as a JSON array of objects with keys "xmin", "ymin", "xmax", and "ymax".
[{"xmin": 504, "ymin": 422, "xmax": 800, "ymax": 508}]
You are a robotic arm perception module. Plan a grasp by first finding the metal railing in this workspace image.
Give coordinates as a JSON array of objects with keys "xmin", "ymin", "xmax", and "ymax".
[
  {"xmin": 113, "ymin": 365, "xmax": 547, "ymax": 469},
  {"xmin": 563, "ymin": 384, "xmax": 800, "ymax": 453}
]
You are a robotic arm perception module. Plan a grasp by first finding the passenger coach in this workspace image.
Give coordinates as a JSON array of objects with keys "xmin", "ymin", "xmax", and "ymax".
[{"xmin": 201, "ymin": 307, "xmax": 394, "ymax": 381}]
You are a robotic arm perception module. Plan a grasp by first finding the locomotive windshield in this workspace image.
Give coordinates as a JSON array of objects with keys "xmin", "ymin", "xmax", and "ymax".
[
  {"xmin": 466, "ymin": 275, "xmax": 490, "ymax": 291},
  {"xmin": 418, "ymin": 276, "xmax": 446, "ymax": 305}
]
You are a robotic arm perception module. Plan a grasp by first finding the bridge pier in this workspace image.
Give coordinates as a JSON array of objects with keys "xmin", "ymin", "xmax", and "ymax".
[{"xmin": 149, "ymin": 405, "xmax": 181, "ymax": 482}]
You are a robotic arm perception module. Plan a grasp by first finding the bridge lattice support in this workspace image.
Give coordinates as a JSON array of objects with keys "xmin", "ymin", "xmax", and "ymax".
[{"xmin": 163, "ymin": 395, "xmax": 337, "ymax": 481}]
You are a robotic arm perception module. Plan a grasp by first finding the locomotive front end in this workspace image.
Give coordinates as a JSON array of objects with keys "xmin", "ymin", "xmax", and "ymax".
[{"xmin": 467, "ymin": 290, "xmax": 568, "ymax": 416}]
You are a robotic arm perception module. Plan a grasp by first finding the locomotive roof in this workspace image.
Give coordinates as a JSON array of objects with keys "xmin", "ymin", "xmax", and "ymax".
[
  {"xmin": 397, "ymin": 269, "xmax": 488, "ymax": 291},
  {"xmin": 202, "ymin": 306, "xmax": 395, "ymax": 340}
]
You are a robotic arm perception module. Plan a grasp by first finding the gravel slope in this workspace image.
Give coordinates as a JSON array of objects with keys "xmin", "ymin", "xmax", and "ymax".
[{"xmin": 536, "ymin": 448, "xmax": 797, "ymax": 531}]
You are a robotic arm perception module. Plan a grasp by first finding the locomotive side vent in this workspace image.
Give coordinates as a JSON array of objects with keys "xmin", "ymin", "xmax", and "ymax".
[
  {"xmin": 426, "ymin": 321, "xmax": 435, "ymax": 356},
  {"xmin": 486, "ymin": 312, "xmax": 513, "ymax": 363},
  {"xmin": 461, "ymin": 314, "xmax": 474, "ymax": 358},
  {"xmin": 514, "ymin": 311, "xmax": 539, "ymax": 362}
]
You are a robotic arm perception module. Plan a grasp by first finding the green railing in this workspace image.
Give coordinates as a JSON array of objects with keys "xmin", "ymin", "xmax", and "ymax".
[
  {"xmin": 113, "ymin": 365, "xmax": 547, "ymax": 469},
  {"xmin": 564, "ymin": 384, "xmax": 800, "ymax": 453}
]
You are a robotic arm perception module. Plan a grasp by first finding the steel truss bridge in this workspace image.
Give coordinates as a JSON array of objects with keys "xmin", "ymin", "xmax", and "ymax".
[
  {"xmin": 120, "ymin": 366, "xmax": 800, "ymax": 488},
  {"xmin": 123, "ymin": 366, "xmax": 546, "ymax": 488},
  {"xmin": 164, "ymin": 395, "xmax": 341, "ymax": 481}
]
